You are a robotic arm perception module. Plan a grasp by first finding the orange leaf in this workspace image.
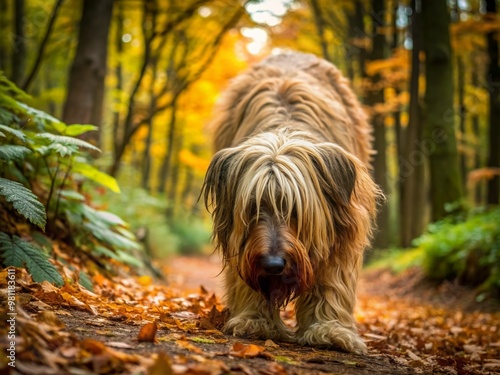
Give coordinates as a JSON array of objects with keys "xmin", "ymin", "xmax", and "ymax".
[
  {"xmin": 138, "ymin": 321, "xmax": 158, "ymax": 343},
  {"xmin": 230, "ymin": 342, "xmax": 265, "ymax": 358},
  {"xmin": 176, "ymin": 339, "xmax": 203, "ymax": 354}
]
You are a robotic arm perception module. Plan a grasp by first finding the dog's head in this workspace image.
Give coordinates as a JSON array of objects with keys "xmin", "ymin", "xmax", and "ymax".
[{"xmin": 202, "ymin": 129, "xmax": 380, "ymax": 308}]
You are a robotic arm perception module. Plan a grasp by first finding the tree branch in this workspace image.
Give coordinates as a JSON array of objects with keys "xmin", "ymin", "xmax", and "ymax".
[{"xmin": 22, "ymin": 0, "xmax": 64, "ymax": 91}]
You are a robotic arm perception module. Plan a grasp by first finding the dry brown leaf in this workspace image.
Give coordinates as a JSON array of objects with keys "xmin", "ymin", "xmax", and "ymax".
[
  {"xmin": 138, "ymin": 321, "xmax": 159, "ymax": 343},
  {"xmin": 259, "ymin": 362, "xmax": 288, "ymax": 375},
  {"xmin": 230, "ymin": 342, "xmax": 266, "ymax": 358},
  {"xmin": 176, "ymin": 339, "xmax": 203, "ymax": 354},
  {"xmin": 147, "ymin": 352, "xmax": 174, "ymax": 375},
  {"xmin": 264, "ymin": 339, "xmax": 279, "ymax": 349}
]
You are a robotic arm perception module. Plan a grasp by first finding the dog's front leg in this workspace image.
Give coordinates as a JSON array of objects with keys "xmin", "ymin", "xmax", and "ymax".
[
  {"xmin": 295, "ymin": 269, "xmax": 367, "ymax": 354},
  {"xmin": 223, "ymin": 269, "xmax": 293, "ymax": 341}
]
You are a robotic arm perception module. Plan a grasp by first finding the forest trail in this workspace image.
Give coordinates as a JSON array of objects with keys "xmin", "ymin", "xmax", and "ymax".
[{"xmin": 7, "ymin": 255, "xmax": 498, "ymax": 375}]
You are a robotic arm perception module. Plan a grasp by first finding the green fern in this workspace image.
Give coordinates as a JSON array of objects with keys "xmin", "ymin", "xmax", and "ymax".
[
  {"xmin": 37, "ymin": 143, "xmax": 78, "ymax": 157},
  {"xmin": 0, "ymin": 177, "xmax": 46, "ymax": 230},
  {"xmin": 0, "ymin": 145, "xmax": 32, "ymax": 161},
  {"xmin": 0, "ymin": 124, "xmax": 26, "ymax": 142},
  {"xmin": 36, "ymin": 133, "xmax": 100, "ymax": 153},
  {"xmin": 0, "ymin": 232, "xmax": 63, "ymax": 286}
]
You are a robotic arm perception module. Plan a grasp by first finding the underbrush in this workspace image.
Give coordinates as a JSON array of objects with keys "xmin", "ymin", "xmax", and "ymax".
[
  {"xmin": 93, "ymin": 186, "xmax": 212, "ymax": 258},
  {"xmin": 0, "ymin": 73, "xmax": 149, "ymax": 287},
  {"xmin": 415, "ymin": 206, "xmax": 500, "ymax": 297},
  {"xmin": 368, "ymin": 206, "xmax": 500, "ymax": 298}
]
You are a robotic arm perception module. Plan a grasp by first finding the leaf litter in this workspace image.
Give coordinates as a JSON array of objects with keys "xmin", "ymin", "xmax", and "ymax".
[{"xmin": 0, "ymin": 259, "xmax": 499, "ymax": 374}]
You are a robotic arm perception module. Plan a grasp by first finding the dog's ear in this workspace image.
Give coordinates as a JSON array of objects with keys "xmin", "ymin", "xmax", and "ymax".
[
  {"xmin": 313, "ymin": 144, "xmax": 357, "ymax": 206},
  {"xmin": 201, "ymin": 148, "xmax": 238, "ymax": 260}
]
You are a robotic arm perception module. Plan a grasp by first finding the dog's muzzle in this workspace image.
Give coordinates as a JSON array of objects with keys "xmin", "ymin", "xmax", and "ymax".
[{"xmin": 260, "ymin": 255, "xmax": 286, "ymax": 275}]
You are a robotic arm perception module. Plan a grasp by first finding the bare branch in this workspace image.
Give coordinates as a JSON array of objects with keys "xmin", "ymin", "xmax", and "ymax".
[{"xmin": 22, "ymin": 0, "xmax": 65, "ymax": 91}]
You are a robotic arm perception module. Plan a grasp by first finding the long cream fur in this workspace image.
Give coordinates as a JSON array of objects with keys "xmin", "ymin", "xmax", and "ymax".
[{"xmin": 202, "ymin": 52, "xmax": 382, "ymax": 354}]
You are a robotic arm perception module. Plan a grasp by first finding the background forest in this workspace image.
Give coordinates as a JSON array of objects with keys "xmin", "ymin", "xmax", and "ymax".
[{"xmin": 1, "ymin": 0, "xmax": 499, "ymax": 297}]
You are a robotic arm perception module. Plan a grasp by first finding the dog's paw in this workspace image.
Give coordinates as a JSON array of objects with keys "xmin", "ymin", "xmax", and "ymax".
[
  {"xmin": 224, "ymin": 316, "xmax": 292, "ymax": 342},
  {"xmin": 298, "ymin": 321, "xmax": 367, "ymax": 354}
]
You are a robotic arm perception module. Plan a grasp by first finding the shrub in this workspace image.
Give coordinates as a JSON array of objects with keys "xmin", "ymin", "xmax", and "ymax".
[
  {"xmin": 0, "ymin": 73, "xmax": 145, "ymax": 286},
  {"xmin": 413, "ymin": 207, "xmax": 500, "ymax": 295}
]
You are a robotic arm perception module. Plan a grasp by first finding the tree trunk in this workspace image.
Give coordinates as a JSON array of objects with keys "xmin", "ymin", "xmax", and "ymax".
[
  {"xmin": 486, "ymin": 0, "xmax": 500, "ymax": 205},
  {"xmin": 422, "ymin": 0, "xmax": 463, "ymax": 221},
  {"xmin": 367, "ymin": 0, "xmax": 389, "ymax": 249},
  {"xmin": 457, "ymin": 55, "xmax": 467, "ymax": 189},
  {"xmin": 158, "ymin": 97, "xmax": 179, "ymax": 194},
  {"xmin": 471, "ymin": 54, "xmax": 483, "ymax": 205},
  {"xmin": 399, "ymin": 0, "xmax": 427, "ymax": 247},
  {"xmin": 62, "ymin": 0, "xmax": 114, "ymax": 147},
  {"xmin": 309, "ymin": 0, "xmax": 330, "ymax": 61},
  {"xmin": 141, "ymin": 82, "xmax": 156, "ymax": 191},
  {"xmin": 11, "ymin": 0, "xmax": 25, "ymax": 86},
  {"xmin": 345, "ymin": 0, "xmax": 366, "ymax": 83},
  {"xmin": 166, "ymin": 135, "xmax": 182, "ymax": 220},
  {"xmin": 112, "ymin": 1, "xmax": 124, "ymax": 176}
]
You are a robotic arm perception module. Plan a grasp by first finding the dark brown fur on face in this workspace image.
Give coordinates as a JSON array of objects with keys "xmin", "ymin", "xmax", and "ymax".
[
  {"xmin": 202, "ymin": 51, "xmax": 384, "ymax": 354},
  {"xmin": 238, "ymin": 213, "xmax": 314, "ymax": 309}
]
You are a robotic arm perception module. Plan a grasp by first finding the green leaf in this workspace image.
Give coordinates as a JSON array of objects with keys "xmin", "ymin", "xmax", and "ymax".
[
  {"xmin": 79, "ymin": 271, "xmax": 94, "ymax": 292},
  {"xmin": 35, "ymin": 133, "xmax": 101, "ymax": 153},
  {"xmin": 59, "ymin": 190, "xmax": 85, "ymax": 201},
  {"xmin": 83, "ymin": 205, "xmax": 125, "ymax": 226},
  {"xmin": 0, "ymin": 72, "xmax": 31, "ymax": 101},
  {"xmin": 0, "ymin": 233, "xmax": 63, "ymax": 286},
  {"xmin": 72, "ymin": 163, "xmax": 120, "ymax": 193},
  {"xmin": 0, "ymin": 124, "xmax": 26, "ymax": 142},
  {"xmin": 50, "ymin": 121, "xmax": 67, "ymax": 134},
  {"xmin": 17, "ymin": 102, "xmax": 63, "ymax": 128},
  {"xmin": 92, "ymin": 245, "xmax": 142, "ymax": 267},
  {"xmin": 0, "ymin": 177, "xmax": 46, "ymax": 230},
  {"xmin": 0, "ymin": 145, "xmax": 32, "ymax": 161},
  {"xmin": 84, "ymin": 222, "xmax": 141, "ymax": 251},
  {"xmin": 41, "ymin": 142, "xmax": 78, "ymax": 157},
  {"xmin": 63, "ymin": 124, "xmax": 98, "ymax": 137}
]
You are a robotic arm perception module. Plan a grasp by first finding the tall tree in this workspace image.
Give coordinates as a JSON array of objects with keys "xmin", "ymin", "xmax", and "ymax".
[
  {"xmin": 486, "ymin": 0, "xmax": 500, "ymax": 204},
  {"xmin": 422, "ymin": 0, "xmax": 463, "ymax": 220},
  {"xmin": 62, "ymin": 0, "xmax": 114, "ymax": 146},
  {"xmin": 367, "ymin": 0, "xmax": 390, "ymax": 248},
  {"xmin": 345, "ymin": 0, "xmax": 366, "ymax": 82},
  {"xmin": 309, "ymin": 0, "xmax": 330, "ymax": 61},
  {"xmin": 399, "ymin": 0, "xmax": 426, "ymax": 246}
]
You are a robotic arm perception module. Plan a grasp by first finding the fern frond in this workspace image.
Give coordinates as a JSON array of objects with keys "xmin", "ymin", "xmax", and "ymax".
[
  {"xmin": 0, "ymin": 232, "xmax": 63, "ymax": 286},
  {"xmin": 0, "ymin": 145, "xmax": 32, "ymax": 161},
  {"xmin": 36, "ymin": 133, "xmax": 101, "ymax": 153},
  {"xmin": 0, "ymin": 177, "xmax": 46, "ymax": 229},
  {"xmin": 0, "ymin": 124, "xmax": 26, "ymax": 142}
]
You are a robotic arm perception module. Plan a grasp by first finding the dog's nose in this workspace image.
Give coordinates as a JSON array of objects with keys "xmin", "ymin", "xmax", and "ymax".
[{"xmin": 261, "ymin": 255, "xmax": 286, "ymax": 275}]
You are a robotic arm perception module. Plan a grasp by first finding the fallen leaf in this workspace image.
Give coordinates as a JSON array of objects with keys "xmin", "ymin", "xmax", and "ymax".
[
  {"xmin": 107, "ymin": 341, "xmax": 135, "ymax": 349},
  {"xmin": 138, "ymin": 321, "xmax": 158, "ymax": 343},
  {"xmin": 264, "ymin": 339, "xmax": 279, "ymax": 349},
  {"xmin": 230, "ymin": 342, "xmax": 266, "ymax": 358},
  {"xmin": 147, "ymin": 352, "xmax": 174, "ymax": 375},
  {"xmin": 177, "ymin": 339, "xmax": 203, "ymax": 354},
  {"xmin": 259, "ymin": 362, "xmax": 288, "ymax": 375}
]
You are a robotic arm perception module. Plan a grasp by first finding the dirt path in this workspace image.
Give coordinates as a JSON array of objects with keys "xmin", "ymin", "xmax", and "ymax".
[{"xmin": 5, "ymin": 256, "xmax": 499, "ymax": 375}]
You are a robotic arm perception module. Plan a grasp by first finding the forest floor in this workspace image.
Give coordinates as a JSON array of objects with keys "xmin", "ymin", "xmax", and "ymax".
[{"xmin": 2, "ymin": 255, "xmax": 500, "ymax": 375}]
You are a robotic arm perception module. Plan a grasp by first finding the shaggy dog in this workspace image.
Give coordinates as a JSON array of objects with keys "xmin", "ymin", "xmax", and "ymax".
[{"xmin": 202, "ymin": 52, "xmax": 382, "ymax": 354}]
